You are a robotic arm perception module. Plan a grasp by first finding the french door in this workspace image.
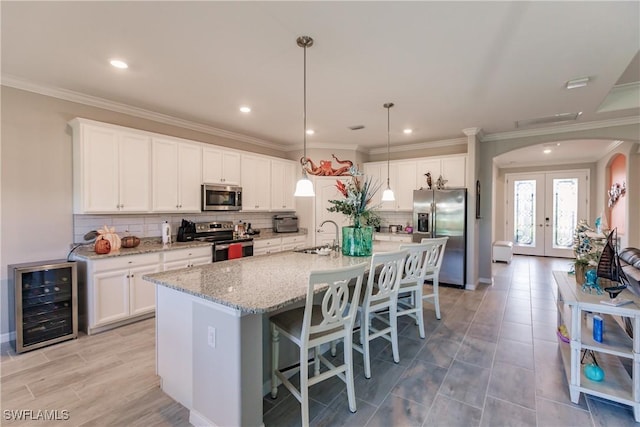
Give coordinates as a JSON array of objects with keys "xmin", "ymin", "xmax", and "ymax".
[{"xmin": 506, "ymin": 170, "xmax": 589, "ymax": 258}]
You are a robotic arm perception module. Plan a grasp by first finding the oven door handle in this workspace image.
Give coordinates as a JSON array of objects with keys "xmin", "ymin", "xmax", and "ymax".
[{"xmin": 215, "ymin": 244, "xmax": 230, "ymax": 250}]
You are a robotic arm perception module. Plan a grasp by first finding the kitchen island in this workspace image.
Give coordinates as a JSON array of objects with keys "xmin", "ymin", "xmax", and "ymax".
[{"xmin": 143, "ymin": 246, "xmax": 400, "ymax": 427}]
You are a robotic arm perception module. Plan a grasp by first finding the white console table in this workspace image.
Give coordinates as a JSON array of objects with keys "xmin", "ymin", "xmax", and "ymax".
[{"xmin": 553, "ymin": 271, "xmax": 640, "ymax": 421}]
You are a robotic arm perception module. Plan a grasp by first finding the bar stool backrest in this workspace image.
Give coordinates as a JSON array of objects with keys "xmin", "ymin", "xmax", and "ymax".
[
  {"xmin": 364, "ymin": 250, "xmax": 407, "ymax": 307},
  {"xmin": 303, "ymin": 263, "xmax": 366, "ymax": 345}
]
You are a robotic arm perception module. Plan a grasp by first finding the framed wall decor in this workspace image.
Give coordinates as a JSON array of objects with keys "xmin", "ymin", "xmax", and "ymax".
[{"xmin": 475, "ymin": 180, "xmax": 481, "ymax": 219}]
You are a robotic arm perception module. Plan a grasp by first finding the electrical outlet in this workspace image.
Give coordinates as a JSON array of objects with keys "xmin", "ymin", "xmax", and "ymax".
[{"xmin": 207, "ymin": 326, "xmax": 216, "ymax": 348}]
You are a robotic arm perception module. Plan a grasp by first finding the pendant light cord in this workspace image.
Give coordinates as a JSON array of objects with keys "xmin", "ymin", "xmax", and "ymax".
[
  {"xmin": 303, "ymin": 42, "xmax": 307, "ymax": 162},
  {"xmin": 386, "ymin": 105, "xmax": 390, "ymax": 186},
  {"xmin": 384, "ymin": 102, "xmax": 394, "ymax": 187}
]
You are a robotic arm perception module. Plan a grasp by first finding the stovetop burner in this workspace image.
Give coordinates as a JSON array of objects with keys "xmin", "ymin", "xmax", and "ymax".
[{"xmin": 194, "ymin": 221, "xmax": 253, "ymax": 244}]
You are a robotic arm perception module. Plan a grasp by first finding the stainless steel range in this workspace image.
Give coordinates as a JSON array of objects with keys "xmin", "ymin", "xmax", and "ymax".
[{"xmin": 194, "ymin": 221, "xmax": 254, "ymax": 262}]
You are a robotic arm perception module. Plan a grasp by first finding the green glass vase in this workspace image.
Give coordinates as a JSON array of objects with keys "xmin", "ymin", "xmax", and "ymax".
[{"xmin": 342, "ymin": 225, "xmax": 373, "ymax": 257}]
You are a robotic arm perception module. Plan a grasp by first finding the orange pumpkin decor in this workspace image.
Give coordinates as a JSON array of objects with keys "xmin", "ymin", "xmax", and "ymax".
[
  {"xmin": 96, "ymin": 225, "xmax": 122, "ymax": 251},
  {"xmin": 95, "ymin": 239, "xmax": 111, "ymax": 254},
  {"xmin": 121, "ymin": 235, "xmax": 141, "ymax": 248}
]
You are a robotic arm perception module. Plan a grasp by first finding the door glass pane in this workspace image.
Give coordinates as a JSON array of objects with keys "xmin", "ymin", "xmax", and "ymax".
[
  {"xmin": 553, "ymin": 178, "xmax": 578, "ymax": 249},
  {"xmin": 514, "ymin": 180, "xmax": 535, "ymax": 246}
]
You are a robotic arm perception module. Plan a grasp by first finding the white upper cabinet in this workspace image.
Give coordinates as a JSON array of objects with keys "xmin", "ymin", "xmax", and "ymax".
[
  {"xmin": 152, "ymin": 137, "xmax": 202, "ymax": 212},
  {"xmin": 271, "ymin": 159, "xmax": 297, "ymax": 211},
  {"xmin": 363, "ymin": 163, "xmax": 384, "ymax": 208},
  {"xmin": 241, "ymin": 154, "xmax": 271, "ymax": 211},
  {"xmin": 202, "ymin": 146, "xmax": 241, "ymax": 185},
  {"xmin": 364, "ymin": 154, "xmax": 467, "ymax": 211},
  {"xmin": 365, "ymin": 161, "xmax": 416, "ymax": 211},
  {"xmin": 415, "ymin": 155, "xmax": 467, "ymax": 189},
  {"xmin": 441, "ymin": 156, "xmax": 466, "ymax": 188},
  {"xmin": 416, "ymin": 158, "xmax": 442, "ymax": 189},
  {"xmin": 71, "ymin": 119, "xmax": 151, "ymax": 214},
  {"xmin": 394, "ymin": 161, "xmax": 418, "ymax": 210}
]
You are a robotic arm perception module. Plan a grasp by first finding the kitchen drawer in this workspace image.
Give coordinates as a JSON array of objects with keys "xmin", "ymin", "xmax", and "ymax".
[
  {"xmin": 282, "ymin": 235, "xmax": 308, "ymax": 251},
  {"xmin": 163, "ymin": 247, "xmax": 212, "ymax": 263},
  {"xmin": 254, "ymin": 238, "xmax": 281, "ymax": 249},
  {"xmin": 374, "ymin": 234, "xmax": 391, "ymax": 242},
  {"xmin": 92, "ymin": 253, "xmax": 161, "ymax": 273}
]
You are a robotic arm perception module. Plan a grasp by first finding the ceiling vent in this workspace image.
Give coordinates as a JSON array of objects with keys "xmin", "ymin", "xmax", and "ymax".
[
  {"xmin": 348, "ymin": 125, "xmax": 365, "ymax": 130},
  {"xmin": 515, "ymin": 112, "xmax": 582, "ymax": 128}
]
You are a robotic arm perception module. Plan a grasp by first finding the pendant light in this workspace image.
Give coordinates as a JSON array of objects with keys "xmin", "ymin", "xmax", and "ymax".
[
  {"xmin": 381, "ymin": 102, "xmax": 395, "ymax": 202},
  {"xmin": 294, "ymin": 35, "xmax": 315, "ymax": 197}
]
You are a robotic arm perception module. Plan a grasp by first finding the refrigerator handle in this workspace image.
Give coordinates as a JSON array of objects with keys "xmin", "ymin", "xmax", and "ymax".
[{"xmin": 430, "ymin": 202, "xmax": 435, "ymax": 237}]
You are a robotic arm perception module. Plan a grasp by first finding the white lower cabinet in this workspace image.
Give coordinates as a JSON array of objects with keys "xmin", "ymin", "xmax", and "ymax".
[
  {"xmin": 281, "ymin": 234, "xmax": 308, "ymax": 251},
  {"xmin": 374, "ymin": 233, "xmax": 412, "ymax": 243},
  {"xmin": 87, "ymin": 253, "xmax": 161, "ymax": 334},
  {"xmin": 254, "ymin": 238, "xmax": 282, "ymax": 256},
  {"xmin": 163, "ymin": 247, "xmax": 212, "ymax": 270}
]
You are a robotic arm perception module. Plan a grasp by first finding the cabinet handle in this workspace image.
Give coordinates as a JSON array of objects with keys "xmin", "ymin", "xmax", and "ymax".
[
  {"xmin": 126, "ymin": 274, "xmax": 130, "ymax": 278},
  {"xmin": 130, "ymin": 274, "xmax": 134, "ymax": 278}
]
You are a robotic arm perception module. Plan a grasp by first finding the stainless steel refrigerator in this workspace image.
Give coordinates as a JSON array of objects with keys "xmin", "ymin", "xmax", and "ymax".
[{"xmin": 412, "ymin": 189, "xmax": 467, "ymax": 288}]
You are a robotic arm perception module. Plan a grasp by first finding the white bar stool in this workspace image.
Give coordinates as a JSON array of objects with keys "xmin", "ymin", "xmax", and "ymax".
[
  {"xmin": 353, "ymin": 250, "xmax": 407, "ymax": 379},
  {"xmin": 420, "ymin": 237, "xmax": 449, "ymax": 320},
  {"xmin": 270, "ymin": 263, "xmax": 366, "ymax": 427},
  {"xmin": 397, "ymin": 237, "xmax": 448, "ymax": 338}
]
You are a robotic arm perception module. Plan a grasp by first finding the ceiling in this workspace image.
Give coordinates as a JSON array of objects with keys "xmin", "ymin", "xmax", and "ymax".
[{"xmin": 2, "ymin": 1, "xmax": 639, "ymax": 162}]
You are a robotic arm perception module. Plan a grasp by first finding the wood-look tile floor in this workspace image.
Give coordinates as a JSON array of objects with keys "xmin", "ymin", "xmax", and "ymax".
[{"xmin": 1, "ymin": 256, "xmax": 638, "ymax": 426}]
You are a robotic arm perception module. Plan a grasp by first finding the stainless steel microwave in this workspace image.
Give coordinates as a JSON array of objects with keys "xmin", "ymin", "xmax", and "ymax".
[{"xmin": 201, "ymin": 184, "xmax": 242, "ymax": 211}]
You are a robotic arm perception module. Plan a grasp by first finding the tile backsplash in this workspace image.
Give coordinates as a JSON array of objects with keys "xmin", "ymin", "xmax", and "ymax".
[
  {"xmin": 73, "ymin": 210, "xmax": 411, "ymax": 242},
  {"xmin": 377, "ymin": 211, "xmax": 413, "ymax": 231},
  {"xmin": 73, "ymin": 211, "xmax": 294, "ymax": 243}
]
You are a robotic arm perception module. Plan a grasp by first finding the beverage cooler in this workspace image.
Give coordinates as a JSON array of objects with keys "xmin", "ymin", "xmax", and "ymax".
[{"xmin": 10, "ymin": 260, "xmax": 78, "ymax": 353}]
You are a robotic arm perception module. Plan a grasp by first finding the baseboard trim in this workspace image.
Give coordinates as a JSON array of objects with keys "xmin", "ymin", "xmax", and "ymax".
[
  {"xmin": 1, "ymin": 331, "xmax": 15, "ymax": 344},
  {"xmin": 189, "ymin": 409, "xmax": 217, "ymax": 427}
]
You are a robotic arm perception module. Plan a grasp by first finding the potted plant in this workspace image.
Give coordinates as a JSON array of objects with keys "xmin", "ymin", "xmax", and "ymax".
[
  {"xmin": 327, "ymin": 170, "xmax": 380, "ymax": 256},
  {"xmin": 362, "ymin": 210, "xmax": 382, "ymax": 232}
]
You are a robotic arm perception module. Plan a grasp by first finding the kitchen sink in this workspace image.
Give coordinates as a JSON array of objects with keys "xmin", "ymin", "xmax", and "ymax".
[{"xmin": 294, "ymin": 246, "xmax": 334, "ymax": 254}]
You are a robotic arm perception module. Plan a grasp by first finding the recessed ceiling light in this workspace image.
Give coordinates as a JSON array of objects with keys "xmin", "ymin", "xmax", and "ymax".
[
  {"xmin": 306, "ymin": 129, "xmax": 315, "ymax": 135},
  {"xmin": 403, "ymin": 129, "xmax": 413, "ymax": 134},
  {"xmin": 110, "ymin": 59, "xmax": 128, "ymax": 69},
  {"xmin": 566, "ymin": 77, "xmax": 590, "ymax": 89},
  {"xmin": 543, "ymin": 148, "xmax": 552, "ymax": 154},
  {"xmin": 239, "ymin": 106, "xmax": 251, "ymax": 113}
]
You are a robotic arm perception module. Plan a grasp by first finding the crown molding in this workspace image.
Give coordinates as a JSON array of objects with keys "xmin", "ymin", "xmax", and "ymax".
[
  {"xmin": 482, "ymin": 116, "xmax": 640, "ymax": 142},
  {"xmin": 1, "ymin": 75, "xmax": 285, "ymax": 151},
  {"xmin": 282, "ymin": 142, "xmax": 369, "ymax": 153},
  {"xmin": 462, "ymin": 127, "xmax": 483, "ymax": 137},
  {"xmin": 368, "ymin": 137, "xmax": 467, "ymax": 155}
]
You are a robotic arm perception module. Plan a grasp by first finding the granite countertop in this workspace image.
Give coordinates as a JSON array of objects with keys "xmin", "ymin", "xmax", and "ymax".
[
  {"xmin": 143, "ymin": 240, "xmax": 402, "ymax": 314},
  {"xmin": 71, "ymin": 238, "xmax": 212, "ymax": 260}
]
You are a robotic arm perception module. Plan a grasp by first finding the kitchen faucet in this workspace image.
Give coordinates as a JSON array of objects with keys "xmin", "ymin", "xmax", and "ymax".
[{"xmin": 319, "ymin": 220, "xmax": 339, "ymax": 251}]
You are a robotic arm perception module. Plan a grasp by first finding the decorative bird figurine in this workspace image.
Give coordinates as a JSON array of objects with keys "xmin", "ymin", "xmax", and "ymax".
[{"xmin": 424, "ymin": 172, "xmax": 432, "ymax": 190}]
